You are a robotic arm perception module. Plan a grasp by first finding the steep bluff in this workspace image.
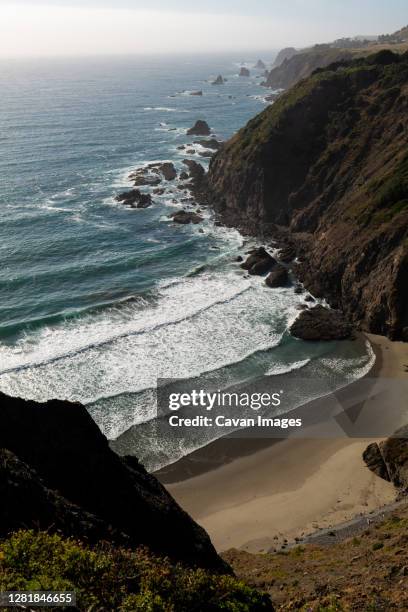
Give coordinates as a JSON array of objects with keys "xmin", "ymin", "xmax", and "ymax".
[
  {"xmin": 272, "ymin": 47, "xmax": 298, "ymax": 69},
  {"xmin": 0, "ymin": 392, "xmax": 227, "ymax": 572},
  {"xmin": 208, "ymin": 51, "xmax": 408, "ymax": 339},
  {"xmin": 263, "ymin": 46, "xmax": 353, "ymax": 89}
]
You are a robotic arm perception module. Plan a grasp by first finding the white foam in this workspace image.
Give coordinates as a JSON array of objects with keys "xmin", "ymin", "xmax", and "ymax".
[
  {"xmin": 144, "ymin": 107, "xmax": 179, "ymax": 112},
  {"xmin": 265, "ymin": 358, "xmax": 311, "ymax": 376},
  {"xmin": 320, "ymin": 339, "xmax": 376, "ymax": 380},
  {"xmin": 0, "ymin": 271, "xmax": 298, "ymax": 410}
]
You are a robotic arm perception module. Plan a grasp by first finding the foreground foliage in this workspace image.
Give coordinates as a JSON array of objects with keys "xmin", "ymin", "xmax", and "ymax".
[{"xmin": 0, "ymin": 530, "xmax": 272, "ymax": 611}]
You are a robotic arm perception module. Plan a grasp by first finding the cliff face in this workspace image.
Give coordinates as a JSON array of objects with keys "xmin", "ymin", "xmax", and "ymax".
[
  {"xmin": 264, "ymin": 47, "xmax": 353, "ymax": 89},
  {"xmin": 0, "ymin": 392, "xmax": 227, "ymax": 572},
  {"xmin": 272, "ymin": 47, "xmax": 297, "ymax": 69},
  {"xmin": 208, "ymin": 51, "xmax": 408, "ymax": 339}
]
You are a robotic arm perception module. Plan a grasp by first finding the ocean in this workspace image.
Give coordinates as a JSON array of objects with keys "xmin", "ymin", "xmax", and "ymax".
[{"xmin": 0, "ymin": 54, "xmax": 374, "ymax": 470}]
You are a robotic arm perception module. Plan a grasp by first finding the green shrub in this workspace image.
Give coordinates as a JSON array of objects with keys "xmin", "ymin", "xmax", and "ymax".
[{"xmin": 0, "ymin": 531, "xmax": 272, "ymax": 611}]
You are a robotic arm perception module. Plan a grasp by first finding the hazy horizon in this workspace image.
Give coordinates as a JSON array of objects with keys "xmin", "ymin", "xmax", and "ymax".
[{"xmin": 0, "ymin": 1, "xmax": 406, "ymax": 59}]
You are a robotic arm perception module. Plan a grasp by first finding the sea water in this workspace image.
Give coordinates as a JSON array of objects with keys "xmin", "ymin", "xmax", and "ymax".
[{"xmin": 0, "ymin": 54, "xmax": 374, "ymax": 470}]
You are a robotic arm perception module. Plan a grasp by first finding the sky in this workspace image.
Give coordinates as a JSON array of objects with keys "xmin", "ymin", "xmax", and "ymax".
[{"xmin": 0, "ymin": 1, "xmax": 406, "ymax": 58}]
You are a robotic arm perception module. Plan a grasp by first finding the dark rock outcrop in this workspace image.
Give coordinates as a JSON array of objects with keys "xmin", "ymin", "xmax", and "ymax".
[
  {"xmin": 0, "ymin": 393, "xmax": 227, "ymax": 572},
  {"xmin": 240, "ymin": 247, "xmax": 276, "ymax": 275},
  {"xmin": 239, "ymin": 67, "xmax": 250, "ymax": 77},
  {"xmin": 363, "ymin": 443, "xmax": 391, "ymax": 482},
  {"xmin": 182, "ymin": 159, "xmax": 208, "ymax": 201},
  {"xmin": 187, "ymin": 120, "xmax": 211, "ymax": 136},
  {"xmin": 129, "ymin": 165, "xmax": 167, "ymax": 187},
  {"xmin": 264, "ymin": 92, "xmax": 282, "ymax": 103},
  {"xmin": 278, "ymin": 244, "xmax": 296, "ymax": 263},
  {"xmin": 364, "ymin": 426, "xmax": 408, "ymax": 490},
  {"xmin": 290, "ymin": 305, "xmax": 353, "ymax": 341},
  {"xmin": 212, "ymin": 75, "xmax": 225, "ymax": 85},
  {"xmin": 0, "ymin": 448, "xmax": 123, "ymax": 544},
  {"xmin": 115, "ymin": 189, "xmax": 152, "ymax": 208},
  {"xmin": 170, "ymin": 210, "xmax": 203, "ymax": 224},
  {"xmin": 190, "ymin": 90, "xmax": 203, "ymax": 96},
  {"xmin": 158, "ymin": 162, "xmax": 177, "ymax": 181},
  {"xmin": 208, "ymin": 51, "xmax": 408, "ymax": 339},
  {"xmin": 194, "ymin": 139, "xmax": 222, "ymax": 150},
  {"xmin": 265, "ymin": 265, "xmax": 289, "ymax": 288}
]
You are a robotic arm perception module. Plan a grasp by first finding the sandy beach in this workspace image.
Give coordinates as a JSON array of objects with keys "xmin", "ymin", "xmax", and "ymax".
[{"xmin": 165, "ymin": 334, "xmax": 408, "ymax": 552}]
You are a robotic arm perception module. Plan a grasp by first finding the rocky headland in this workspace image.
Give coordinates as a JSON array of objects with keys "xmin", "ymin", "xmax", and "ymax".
[
  {"xmin": 206, "ymin": 50, "xmax": 408, "ymax": 340},
  {"xmin": 264, "ymin": 25, "xmax": 408, "ymax": 90},
  {"xmin": 272, "ymin": 47, "xmax": 297, "ymax": 68},
  {"xmin": 263, "ymin": 46, "xmax": 353, "ymax": 89}
]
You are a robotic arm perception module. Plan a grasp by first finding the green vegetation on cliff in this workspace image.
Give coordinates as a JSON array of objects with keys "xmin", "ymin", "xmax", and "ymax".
[{"xmin": 0, "ymin": 531, "xmax": 271, "ymax": 612}]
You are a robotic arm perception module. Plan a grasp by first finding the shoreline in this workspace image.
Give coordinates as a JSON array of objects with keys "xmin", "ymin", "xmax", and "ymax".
[
  {"xmin": 156, "ymin": 333, "xmax": 378, "ymax": 485},
  {"xmin": 162, "ymin": 334, "xmax": 407, "ymax": 552}
]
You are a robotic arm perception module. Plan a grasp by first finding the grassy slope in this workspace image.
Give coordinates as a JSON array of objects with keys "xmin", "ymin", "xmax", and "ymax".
[{"xmin": 223, "ymin": 504, "xmax": 408, "ymax": 611}]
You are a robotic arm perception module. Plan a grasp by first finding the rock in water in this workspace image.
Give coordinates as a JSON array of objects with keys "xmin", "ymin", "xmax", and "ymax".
[
  {"xmin": 255, "ymin": 59, "xmax": 266, "ymax": 70},
  {"xmin": 181, "ymin": 159, "xmax": 209, "ymax": 203},
  {"xmin": 240, "ymin": 247, "xmax": 276, "ymax": 275},
  {"xmin": 290, "ymin": 305, "xmax": 353, "ymax": 341},
  {"xmin": 212, "ymin": 75, "xmax": 224, "ymax": 85},
  {"xmin": 189, "ymin": 90, "xmax": 203, "ymax": 96},
  {"xmin": 187, "ymin": 120, "xmax": 211, "ymax": 136},
  {"xmin": 278, "ymin": 244, "xmax": 296, "ymax": 263},
  {"xmin": 239, "ymin": 67, "xmax": 250, "ymax": 77},
  {"xmin": 194, "ymin": 138, "xmax": 222, "ymax": 150},
  {"xmin": 158, "ymin": 162, "xmax": 177, "ymax": 181},
  {"xmin": 115, "ymin": 189, "xmax": 152, "ymax": 208},
  {"xmin": 170, "ymin": 210, "xmax": 203, "ymax": 224},
  {"xmin": 0, "ymin": 392, "xmax": 227, "ymax": 572},
  {"xmin": 265, "ymin": 265, "xmax": 289, "ymax": 287}
]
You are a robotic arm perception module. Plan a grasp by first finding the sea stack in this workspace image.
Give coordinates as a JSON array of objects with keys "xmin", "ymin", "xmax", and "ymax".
[
  {"xmin": 255, "ymin": 59, "xmax": 266, "ymax": 70},
  {"xmin": 212, "ymin": 75, "xmax": 225, "ymax": 85},
  {"xmin": 239, "ymin": 67, "xmax": 250, "ymax": 77},
  {"xmin": 187, "ymin": 120, "xmax": 211, "ymax": 136}
]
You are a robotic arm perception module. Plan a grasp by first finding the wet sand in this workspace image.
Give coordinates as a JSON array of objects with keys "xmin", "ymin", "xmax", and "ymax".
[{"xmin": 163, "ymin": 334, "xmax": 407, "ymax": 552}]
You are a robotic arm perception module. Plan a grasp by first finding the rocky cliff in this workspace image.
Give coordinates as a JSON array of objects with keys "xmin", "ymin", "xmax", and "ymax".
[
  {"xmin": 0, "ymin": 392, "xmax": 227, "ymax": 572},
  {"xmin": 208, "ymin": 50, "xmax": 408, "ymax": 339},
  {"xmin": 263, "ymin": 46, "xmax": 353, "ymax": 89},
  {"xmin": 272, "ymin": 47, "xmax": 297, "ymax": 69}
]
